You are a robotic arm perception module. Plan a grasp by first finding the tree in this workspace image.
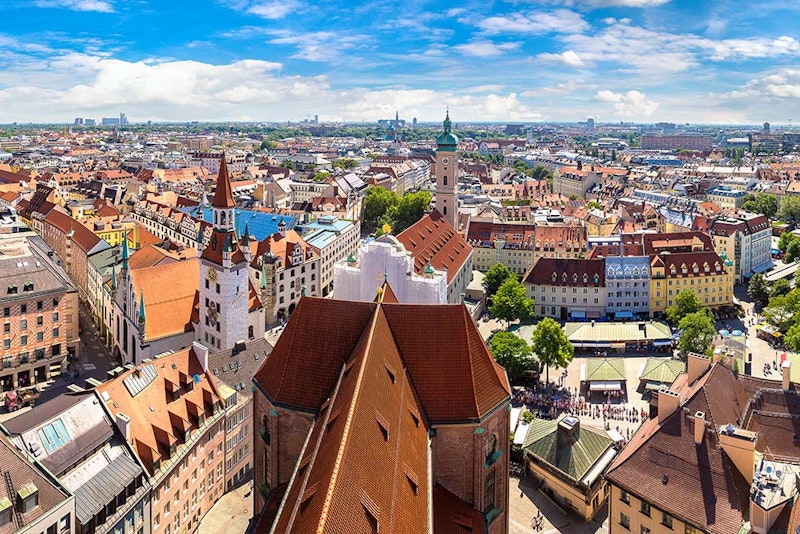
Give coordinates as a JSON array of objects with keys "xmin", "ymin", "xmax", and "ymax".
[
  {"xmin": 764, "ymin": 288, "xmax": 800, "ymax": 332},
  {"xmin": 279, "ymin": 160, "xmax": 295, "ymax": 170},
  {"xmin": 489, "ymin": 331, "xmax": 534, "ymax": 380},
  {"xmin": 483, "ymin": 263, "xmax": 514, "ymax": 298},
  {"xmin": 677, "ymin": 310, "xmax": 716, "ymax": 356},
  {"xmin": 489, "ymin": 278, "xmax": 534, "ymax": 328},
  {"xmin": 312, "ymin": 170, "xmax": 330, "ymax": 182},
  {"xmin": 779, "ymin": 195, "xmax": 800, "ymax": 225},
  {"xmin": 332, "ymin": 158, "xmax": 359, "ymax": 170},
  {"xmin": 666, "ymin": 289, "xmax": 702, "ymax": 325},
  {"xmin": 787, "ymin": 240, "xmax": 800, "ymax": 263},
  {"xmin": 393, "ymin": 191, "xmax": 431, "ymax": 233},
  {"xmin": 742, "ymin": 193, "xmax": 778, "ymax": 218},
  {"xmin": 530, "ymin": 317, "xmax": 573, "ymax": 384},
  {"xmin": 748, "ymin": 273, "xmax": 770, "ymax": 307},
  {"xmin": 361, "ymin": 186, "xmax": 399, "ymax": 230},
  {"xmin": 771, "ymin": 278, "xmax": 792, "ymax": 299},
  {"xmin": 778, "ymin": 232, "xmax": 798, "ymax": 252}
]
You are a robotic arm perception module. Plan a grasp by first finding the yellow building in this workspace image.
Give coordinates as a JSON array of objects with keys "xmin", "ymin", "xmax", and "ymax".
[
  {"xmin": 80, "ymin": 217, "xmax": 139, "ymax": 248},
  {"xmin": 649, "ymin": 251, "xmax": 733, "ymax": 315},
  {"xmin": 521, "ymin": 415, "xmax": 616, "ymax": 521}
]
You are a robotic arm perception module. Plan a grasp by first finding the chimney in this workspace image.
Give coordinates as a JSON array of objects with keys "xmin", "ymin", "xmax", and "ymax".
[
  {"xmin": 233, "ymin": 340, "xmax": 246, "ymax": 355},
  {"xmin": 657, "ymin": 387, "xmax": 681, "ymax": 424},
  {"xmin": 718, "ymin": 424, "xmax": 757, "ymax": 482},
  {"xmin": 783, "ymin": 360, "xmax": 792, "ymax": 390},
  {"xmin": 192, "ymin": 341, "xmax": 209, "ymax": 373},
  {"xmin": 116, "ymin": 412, "xmax": 131, "ymax": 443},
  {"xmin": 687, "ymin": 353, "xmax": 711, "ymax": 384},
  {"xmin": 694, "ymin": 411, "xmax": 706, "ymax": 445}
]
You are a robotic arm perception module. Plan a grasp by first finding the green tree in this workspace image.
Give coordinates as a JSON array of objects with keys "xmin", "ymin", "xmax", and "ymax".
[
  {"xmin": 764, "ymin": 288, "xmax": 800, "ymax": 332},
  {"xmin": 666, "ymin": 289, "xmax": 702, "ymax": 325},
  {"xmin": 677, "ymin": 310, "xmax": 716, "ymax": 356},
  {"xmin": 259, "ymin": 139, "xmax": 276, "ymax": 150},
  {"xmin": 483, "ymin": 263, "xmax": 515, "ymax": 298},
  {"xmin": 785, "ymin": 321, "xmax": 800, "ymax": 352},
  {"xmin": 393, "ymin": 191, "xmax": 431, "ymax": 233},
  {"xmin": 279, "ymin": 160, "xmax": 295, "ymax": 170},
  {"xmin": 530, "ymin": 317, "xmax": 574, "ymax": 384},
  {"xmin": 771, "ymin": 278, "xmax": 792, "ymax": 299},
  {"xmin": 742, "ymin": 193, "xmax": 778, "ymax": 218},
  {"xmin": 361, "ymin": 186, "xmax": 399, "ymax": 230},
  {"xmin": 787, "ymin": 240, "xmax": 800, "ymax": 263},
  {"xmin": 312, "ymin": 170, "xmax": 330, "ymax": 182},
  {"xmin": 489, "ymin": 331, "xmax": 534, "ymax": 380},
  {"xmin": 779, "ymin": 196, "xmax": 800, "ymax": 225},
  {"xmin": 778, "ymin": 232, "xmax": 798, "ymax": 252},
  {"xmin": 747, "ymin": 273, "xmax": 770, "ymax": 307},
  {"xmin": 489, "ymin": 278, "xmax": 534, "ymax": 328},
  {"xmin": 332, "ymin": 158, "xmax": 359, "ymax": 170}
]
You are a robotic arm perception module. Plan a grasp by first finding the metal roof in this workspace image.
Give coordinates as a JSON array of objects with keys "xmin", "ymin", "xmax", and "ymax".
[
  {"xmin": 585, "ymin": 358, "xmax": 627, "ymax": 382},
  {"xmin": 73, "ymin": 453, "xmax": 143, "ymax": 523},
  {"xmin": 564, "ymin": 320, "xmax": 671, "ymax": 343},
  {"xmin": 640, "ymin": 358, "xmax": 685, "ymax": 384},
  {"xmin": 123, "ymin": 364, "xmax": 158, "ymax": 397}
]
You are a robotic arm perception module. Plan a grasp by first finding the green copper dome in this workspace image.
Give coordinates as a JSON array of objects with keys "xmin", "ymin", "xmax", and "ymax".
[
  {"xmin": 424, "ymin": 262, "xmax": 435, "ymax": 275},
  {"xmin": 435, "ymin": 111, "xmax": 458, "ymax": 149}
]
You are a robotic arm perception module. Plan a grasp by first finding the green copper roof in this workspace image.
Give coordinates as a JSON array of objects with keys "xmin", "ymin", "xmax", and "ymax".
[
  {"xmin": 424, "ymin": 262, "xmax": 435, "ymax": 275},
  {"xmin": 138, "ymin": 292, "xmax": 146, "ymax": 323},
  {"xmin": 585, "ymin": 358, "xmax": 626, "ymax": 382},
  {"xmin": 347, "ymin": 252, "xmax": 356, "ymax": 263},
  {"xmin": 640, "ymin": 358, "xmax": 685, "ymax": 385},
  {"xmin": 523, "ymin": 416, "xmax": 614, "ymax": 483},
  {"xmin": 121, "ymin": 238, "xmax": 129, "ymax": 270},
  {"xmin": 435, "ymin": 111, "xmax": 459, "ymax": 148}
]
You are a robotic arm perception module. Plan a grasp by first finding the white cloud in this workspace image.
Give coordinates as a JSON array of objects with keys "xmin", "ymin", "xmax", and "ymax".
[
  {"xmin": 594, "ymin": 89, "xmax": 659, "ymax": 116},
  {"xmin": 266, "ymin": 30, "xmax": 368, "ymax": 62},
  {"xmin": 726, "ymin": 69, "xmax": 800, "ymax": 100},
  {"xmin": 454, "ymin": 41, "xmax": 520, "ymax": 57},
  {"xmin": 220, "ymin": 0, "xmax": 301, "ymax": 19},
  {"xmin": 537, "ymin": 49, "xmax": 584, "ymax": 67},
  {"xmin": 33, "ymin": 0, "xmax": 113, "ymax": 12},
  {"xmin": 478, "ymin": 9, "xmax": 589, "ymax": 35},
  {"xmin": 573, "ymin": 0, "xmax": 669, "ymax": 6}
]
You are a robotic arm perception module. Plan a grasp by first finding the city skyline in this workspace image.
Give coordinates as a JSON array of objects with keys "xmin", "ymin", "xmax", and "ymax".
[{"xmin": 1, "ymin": 0, "xmax": 800, "ymax": 124}]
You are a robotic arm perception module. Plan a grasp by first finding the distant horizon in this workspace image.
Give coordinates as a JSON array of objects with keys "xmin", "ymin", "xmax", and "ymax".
[{"xmin": 1, "ymin": 0, "xmax": 799, "ymax": 125}]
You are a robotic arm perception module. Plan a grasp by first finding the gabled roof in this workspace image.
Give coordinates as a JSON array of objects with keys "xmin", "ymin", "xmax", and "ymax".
[
  {"xmin": 253, "ymin": 298, "xmax": 511, "ymax": 423},
  {"xmin": 128, "ymin": 258, "xmax": 198, "ymax": 341},
  {"xmin": 585, "ymin": 358, "xmax": 626, "ymax": 382},
  {"xmin": 396, "ymin": 210, "xmax": 472, "ymax": 284},
  {"xmin": 640, "ymin": 358, "xmax": 685, "ymax": 385}
]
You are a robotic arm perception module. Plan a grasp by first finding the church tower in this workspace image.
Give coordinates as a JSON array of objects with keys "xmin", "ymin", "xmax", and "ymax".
[
  {"xmin": 435, "ymin": 111, "xmax": 459, "ymax": 228},
  {"xmin": 197, "ymin": 153, "xmax": 250, "ymax": 350}
]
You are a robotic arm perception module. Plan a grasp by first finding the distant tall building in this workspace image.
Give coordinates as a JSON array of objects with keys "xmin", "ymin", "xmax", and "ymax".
[
  {"xmin": 435, "ymin": 111, "xmax": 459, "ymax": 228},
  {"xmin": 412, "ymin": 117, "xmax": 417, "ymax": 127},
  {"xmin": 101, "ymin": 117, "xmax": 120, "ymax": 126},
  {"xmin": 313, "ymin": 114, "xmax": 319, "ymax": 124},
  {"xmin": 73, "ymin": 117, "xmax": 84, "ymax": 125},
  {"xmin": 763, "ymin": 121, "xmax": 770, "ymax": 135},
  {"xmin": 84, "ymin": 118, "xmax": 95, "ymax": 126},
  {"xmin": 586, "ymin": 117, "xmax": 595, "ymax": 130},
  {"xmin": 119, "ymin": 112, "xmax": 128, "ymax": 126}
]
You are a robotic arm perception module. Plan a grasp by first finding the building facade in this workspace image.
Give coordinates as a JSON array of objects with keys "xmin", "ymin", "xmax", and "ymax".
[
  {"xmin": 435, "ymin": 112, "xmax": 459, "ymax": 228},
  {"xmin": 523, "ymin": 258, "xmax": 606, "ymax": 320},
  {"xmin": 296, "ymin": 216, "xmax": 359, "ymax": 297},
  {"xmin": 707, "ymin": 213, "xmax": 772, "ymax": 283}
]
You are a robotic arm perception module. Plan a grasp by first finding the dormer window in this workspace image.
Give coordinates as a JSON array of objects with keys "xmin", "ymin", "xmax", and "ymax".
[
  {"xmin": 7, "ymin": 285, "xmax": 16, "ymax": 295},
  {"xmin": 594, "ymin": 274, "xmax": 599, "ymax": 284},
  {"xmin": 670, "ymin": 266, "xmax": 677, "ymax": 275},
  {"xmin": 562, "ymin": 273, "xmax": 567, "ymax": 283},
  {"xmin": 681, "ymin": 264, "xmax": 688, "ymax": 275},
  {"xmin": 23, "ymin": 282, "xmax": 33, "ymax": 292},
  {"xmin": 17, "ymin": 483, "xmax": 38, "ymax": 513},
  {"xmin": 573, "ymin": 274, "xmax": 578, "ymax": 284},
  {"xmin": 552, "ymin": 273, "xmax": 557, "ymax": 283},
  {"xmin": 715, "ymin": 262, "xmax": 721, "ymax": 272},
  {"xmin": 704, "ymin": 263, "xmax": 710, "ymax": 273},
  {"xmin": 583, "ymin": 274, "xmax": 588, "ymax": 284},
  {"xmin": 693, "ymin": 264, "xmax": 699, "ymax": 274}
]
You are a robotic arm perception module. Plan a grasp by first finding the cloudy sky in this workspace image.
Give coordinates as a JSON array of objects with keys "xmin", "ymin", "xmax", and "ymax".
[{"xmin": 1, "ymin": 0, "xmax": 799, "ymax": 124}]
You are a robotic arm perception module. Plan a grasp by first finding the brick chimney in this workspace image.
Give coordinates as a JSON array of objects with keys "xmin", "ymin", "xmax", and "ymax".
[
  {"xmin": 192, "ymin": 341, "xmax": 209, "ymax": 373},
  {"xmin": 658, "ymin": 388, "xmax": 681, "ymax": 424},
  {"xmin": 687, "ymin": 352, "xmax": 711, "ymax": 384},
  {"xmin": 694, "ymin": 411, "xmax": 705, "ymax": 445},
  {"xmin": 718, "ymin": 424, "xmax": 757, "ymax": 482},
  {"xmin": 116, "ymin": 412, "xmax": 131, "ymax": 443},
  {"xmin": 783, "ymin": 360, "xmax": 792, "ymax": 390}
]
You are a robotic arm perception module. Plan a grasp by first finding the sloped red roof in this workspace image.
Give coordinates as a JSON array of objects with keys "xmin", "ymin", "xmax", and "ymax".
[
  {"xmin": 396, "ymin": 210, "xmax": 472, "ymax": 283},
  {"xmin": 211, "ymin": 155, "xmax": 235, "ymax": 208}
]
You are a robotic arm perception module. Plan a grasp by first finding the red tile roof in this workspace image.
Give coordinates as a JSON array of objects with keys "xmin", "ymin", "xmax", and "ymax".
[
  {"xmin": 396, "ymin": 210, "xmax": 472, "ymax": 284},
  {"xmin": 523, "ymin": 257, "xmax": 605, "ymax": 286},
  {"xmin": 211, "ymin": 155, "xmax": 235, "ymax": 208}
]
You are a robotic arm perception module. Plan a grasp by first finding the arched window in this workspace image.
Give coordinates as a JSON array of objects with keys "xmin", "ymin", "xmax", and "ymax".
[
  {"xmin": 220, "ymin": 211, "xmax": 227, "ymax": 226},
  {"xmin": 261, "ymin": 414, "xmax": 271, "ymax": 445},
  {"xmin": 443, "ymin": 175, "xmax": 448, "ymax": 186},
  {"xmin": 248, "ymin": 325, "xmax": 254, "ymax": 338}
]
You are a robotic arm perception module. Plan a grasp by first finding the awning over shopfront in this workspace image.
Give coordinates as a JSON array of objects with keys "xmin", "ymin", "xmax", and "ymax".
[
  {"xmin": 571, "ymin": 311, "xmax": 586, "ymax": 319},
  {"xmin": 652, "ymin": 340, "xmax": 673, "ymax": 347},
  {"xmin": 586, "ymin": 311, "xmax": 602, "ymax": 319},
  {"xmin": 750, "ymin": 260, "xmax": 775, "ymax": 275},
  {"xmin": 589, "ymin": 381, "xmax": 623, "ymax": 391},
  {"xmin": 615, "ymin": 311, "xmax": 633, "ymax": 319},
  {"xmin": 644, "ymin": 381, "xmax": 666, "ymax": 391},
  {"xmin": 573, "ymin": 341, "xmax": 612, "ymax": 348}
]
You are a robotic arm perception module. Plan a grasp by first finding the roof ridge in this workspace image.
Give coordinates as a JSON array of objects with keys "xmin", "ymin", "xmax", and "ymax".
[
  {"xmin": 317, "ymin": 303, "xmax": 381, "ymax": 532},
  {"xmin": 462, "ymin": 305, "xmax": 481, "ymax": 418}
]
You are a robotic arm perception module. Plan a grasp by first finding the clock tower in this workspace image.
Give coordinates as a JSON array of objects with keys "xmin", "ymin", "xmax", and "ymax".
[
  {"xmin": 197, "ymin": 153, "xmax": 250, "ymax": 350},
  {"xmin": 435, "ymin": 111, "xmax": 459, "ymax": 228}
]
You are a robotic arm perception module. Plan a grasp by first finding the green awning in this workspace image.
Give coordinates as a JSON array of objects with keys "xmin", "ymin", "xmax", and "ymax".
[{"xmin": 645, "ymin": 381, "xmax": 666, "ymax": 391}]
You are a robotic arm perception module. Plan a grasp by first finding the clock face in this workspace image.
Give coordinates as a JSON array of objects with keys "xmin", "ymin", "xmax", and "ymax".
[
  {"xmin": 207, "ymin": 267, "xmax": 217, "ymax": 281},
  {"xmin": 441, "ymin": 157, "xmax": 449, "ymax": 164}
]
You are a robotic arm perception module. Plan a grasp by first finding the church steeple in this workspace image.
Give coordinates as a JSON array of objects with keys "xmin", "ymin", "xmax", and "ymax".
[
  {"xmin": 212, "ymin": 152, "xmax": 235, "ymax": 209},
  {"xmin": 121, "ymin": 237, "xmax": 129, "ymax": 271},
  {"xmin": 435, "ymin": 110, "xmax": 459, "ymax": 228}
]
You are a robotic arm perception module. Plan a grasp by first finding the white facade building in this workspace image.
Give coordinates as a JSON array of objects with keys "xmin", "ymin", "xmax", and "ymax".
[{"xmin": 333, "ymin": 236, "xmax": 447, "ymax": 304}]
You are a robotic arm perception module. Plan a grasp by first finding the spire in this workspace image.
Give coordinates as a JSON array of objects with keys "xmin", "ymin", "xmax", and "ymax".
[
  {"xmin": 110, "ymin": 264, "xmax": 117, "ymax": 290},
  {"xmin": 241, "ymin": 222, "xmax": 250, "ymax": 246},
  {"xmin": 121, "ymin": 238, "xmax": 129, "ymax": 271},
  {"xmin": 138, "ymin": 292, "xmax": 146, "ymax": 323},
  {"xmin": 211, "ymin": 152, "xmax": 235, "ymax": 208},
  {"xmin": 443, "ymin": 109, "xmax": 451, "ymax": 134},
  {"xmin": 196, "ymin": 225, "xmax": 204, "ymax": 246}
]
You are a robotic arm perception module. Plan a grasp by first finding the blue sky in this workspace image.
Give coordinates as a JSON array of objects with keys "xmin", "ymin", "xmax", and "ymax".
[{"xmin": 1, "ymin": 0, "xmax": 799, "ymax": 124}]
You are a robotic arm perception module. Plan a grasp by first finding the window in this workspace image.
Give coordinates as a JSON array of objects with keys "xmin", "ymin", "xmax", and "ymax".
[
  {"xmin": 620, "ymin": 489, "xmax": 630, "ymax": 504},
  {"xmin": 53, "ymin": 328, "xmax": 59, "ymax": 338},
  {"xmin": 641, "ymin": 527, "xmax": 651, "ymax": 534},
  {"xmin": 2, "ymin": 308, "xmax": 8, "ymax": 318},
  {"xmin": 483, "ymin": 470, "xmax": 495, "ymax": 513},
  {"xmin": 620, "ymin": 512, "xmax": 630, "ymax": 530},
  {"xmin": 2, "ymin": 341, "xmax": 8, "ymax": 351},
  {"xmin": 20, "ymin": 335, "xmax": 27, "ymax": 346},
  {"xmin": 58, "ymin": 514, "xmax": 70, "ymax": 533},
  {"xmin": 640, "ymin": 501, "xmax": 651, "ymax": 517},
  {"xmin": 36, "ymin": 332, "xmax": 43, "ymax": 342},
  {"xmin": 20, "ymin": 319, "xmax": 27, "ymax": 330},
  {"xmin": 20, "ymin": 304, "xmax": 26, "ymax": 313},
  {"xmin": 662, "ymin": 512, "xmax": 673, "ymax": 529}
]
